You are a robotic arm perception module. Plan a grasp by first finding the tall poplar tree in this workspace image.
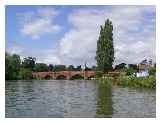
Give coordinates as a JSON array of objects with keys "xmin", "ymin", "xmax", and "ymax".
[{"xmin": 95, "ymin": 19, "xmax": 114, "ymax": 73}]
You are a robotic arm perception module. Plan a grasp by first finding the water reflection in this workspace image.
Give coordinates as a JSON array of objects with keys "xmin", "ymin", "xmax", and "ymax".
[
  {"xmin": 96, "ymin": 81, "xmax": 113, "ymax": 117},
  {"xmin": 6, "ymin": 80, "xmax": 155, "ymax": 118}
]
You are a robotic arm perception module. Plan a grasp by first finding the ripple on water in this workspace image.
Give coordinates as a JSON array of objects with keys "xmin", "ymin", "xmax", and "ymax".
[{"xmin": 6, "ymin": 80, "xmax": 156, "ymax": 118}]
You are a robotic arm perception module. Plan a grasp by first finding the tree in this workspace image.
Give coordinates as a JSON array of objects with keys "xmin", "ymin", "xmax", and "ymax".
[
  {"xmin": 18, "ymin": 68, "xmax": 32, "ymax": 80},
  {"xmin": 5, "ymin": 53, "xmax": 21, "ymax": 80},
  {"xmin": 91, "ymin": 66, "xmax": 97, "ymax": 71},
  {"xmin": 75, "ymin": 65, "xmax": 82, "ymax": 71},
  {"xmin": 67, "ymin": 65, "xmax": 75, "ymax": 71},
  {"xmin": 126, "ymin": 67, "xmax": 136, "ymax": 76},
  {"xmin": 128, "ymin": 64, "xmax": 138, "ymax": 70},
  {"xmin": 48, "ymin": 64, "xmax": 54, "ymax": 71},
  {"xmin": 149, "ymin": 67, "xmax": 156, "ymax": 76},
  {"xmin": 22, "ymin": 57, "xmax": 36, "ymax": 71},
  {"xmin": 95, "ymin": 19, "xmax": 114, "ymax": 73},
  {"xmin": 53, "ymin": 65, "xmax": 66, "ymax": 71},
  {"xmin": 115, "ymin": 63, "xmax": 126, "ymax": 70},
  {"xmin": 35, "ymin": 63, "xmax": 49, "ymax": 72}
]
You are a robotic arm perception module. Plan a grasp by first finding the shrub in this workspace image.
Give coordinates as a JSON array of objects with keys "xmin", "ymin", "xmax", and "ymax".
[
  {"xmin": 117, "ymin": 76, "xmax": 156, "ymax": 89},
  {"xmin": 96, "ymin": 70, "xmax": 104, "ymax": 78},
  {"xmin": 18, "ymin": 68, "xmax": 33, "ymax": 80}
]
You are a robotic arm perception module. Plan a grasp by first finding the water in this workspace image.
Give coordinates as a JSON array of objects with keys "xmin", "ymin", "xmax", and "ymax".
[{"xmin": 5, "ymin": 80, "xmax": 156, "ymax": 118}]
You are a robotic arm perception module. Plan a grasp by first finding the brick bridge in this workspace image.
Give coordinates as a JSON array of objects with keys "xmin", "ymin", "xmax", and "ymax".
[{"xmin": 32, "ymin": 71, "xmax": 95, "ymax": 80}]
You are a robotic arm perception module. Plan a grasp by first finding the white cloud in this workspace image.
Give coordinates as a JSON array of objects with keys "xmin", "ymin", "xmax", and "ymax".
[
  {"xmin": 8, "ymin": 6, "xmax": 155, "ymax": 67},
  {"xmin": 21, "ymin": 19, "xmax": 61, "ymax": 39},
  {"xmin": 58, "ymin": 6, "xmax": 155, "ymax": 66},
  {"xmin": 19, "ymin": 7, "xmax": 61, "ymax": 39}
]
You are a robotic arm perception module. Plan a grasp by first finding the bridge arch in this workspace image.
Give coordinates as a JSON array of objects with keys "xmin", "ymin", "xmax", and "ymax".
[
  {"xmin": 44, "ymin": 75, "xmax": 53, "ymax": 80},
  {"xmin": 70, "ymin": 74, "xmax": 84, "ymax": 80},
  {"xmin": 55, "ymin": 75, "xmax": 67, "ymax": 80}
]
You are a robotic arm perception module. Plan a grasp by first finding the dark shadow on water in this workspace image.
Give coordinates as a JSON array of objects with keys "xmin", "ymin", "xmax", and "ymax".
[{"xmin": 95, "ymin": 81, "xmax": 113, "ymax": 117}]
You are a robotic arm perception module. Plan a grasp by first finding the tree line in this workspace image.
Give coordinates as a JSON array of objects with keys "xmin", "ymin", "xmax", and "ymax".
[{"xmin": 5, "ymin": 52, "xmax": 97, "ymax": 80}]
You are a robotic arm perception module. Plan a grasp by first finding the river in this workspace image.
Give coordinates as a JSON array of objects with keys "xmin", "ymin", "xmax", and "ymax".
[{"xmin": 5, "ymin": 80, "xmax": 156, "ymax": 118}]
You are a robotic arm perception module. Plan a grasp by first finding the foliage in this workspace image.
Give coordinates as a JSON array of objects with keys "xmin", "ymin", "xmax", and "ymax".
[
  {"xmin": 115, "ymin": 63, "xmax": 126, "ymax": 70},
  {"xmin": 67, "ymin": 65, "xmax": 75, "ymax": 71},
  {"xmin": 96, "ymin": 79, "xmax": 113, "ymax": 117},
  {"xmin": 95, "ymin": 19, "xmax": 114, "ymax": 73},
  {"xmin": 35, "ymin": 63, "xmax": 49, "ymax": 72},
  {"xmin": 53, "ymin": 65, "xmax": 66, "ymax": 71},
  {"xmin": 117, "ymin": 76, "xmax": 156, "ymax": 89},
  {"xmin": 95, "ymin": 71, "xmax": 104, "ymax": 78},
  {"xmin": 128, "ymin": 64, "xmax": 138, "ymax": 70},
  {"xmin": 48, "ymin": 64, "xmax": 54, "ymax": 71},
  {"xmin": 125, "ymin": 67, "xmax": 136, "ymax": 76},
  {"xmin": 75, "ymin": 65, "xmax": 82, "ymax": 71},
  {"xmin": 18, "ymin": 68, "xmax": 32, "ymax": 80},
  {"xmin": 5, "ymin": 53, "xmax": 21, "ymax": 80},
  {"xmin": 22, "ymin": 57, "xmax": 36, "ymax": 71},
  {"xmin": 149, "ymin": 67, "xmax": 156, "ymax": 76}
]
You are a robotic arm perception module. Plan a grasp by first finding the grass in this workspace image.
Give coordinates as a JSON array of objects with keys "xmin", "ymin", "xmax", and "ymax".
[{"xmin": 116, "ymin": 75, "xmax": 156, "ymax": 89}]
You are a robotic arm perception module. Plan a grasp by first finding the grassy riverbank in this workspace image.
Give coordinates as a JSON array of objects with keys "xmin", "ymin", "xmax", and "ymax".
[
  {"xmin": 116, "ymin": 76, "xmax": 156, "ymax": 89},
  {"xmin": 101, "ymin": 76, "xmax": 156, "ymax": 89}
]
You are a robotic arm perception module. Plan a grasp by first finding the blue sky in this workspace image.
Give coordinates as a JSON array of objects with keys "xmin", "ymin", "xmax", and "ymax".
[{"xmin": 6, "ymin": 5, "xmax": 156, "ymax": 66}]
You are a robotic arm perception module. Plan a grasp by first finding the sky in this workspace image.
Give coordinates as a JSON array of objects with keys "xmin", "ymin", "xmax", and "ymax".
[{"xmin": 5, "ymin": 5, "xmax": 156, "ymax": 67}]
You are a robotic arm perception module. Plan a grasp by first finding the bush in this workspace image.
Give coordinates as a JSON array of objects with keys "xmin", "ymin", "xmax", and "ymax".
[
  {"xmin": 126, "ymin": 67, "xmax": 136, "ymax": 76},
  {"xmin": 96, "ymin": 71, "xmax": 104, "ymax": 78},
  {"xmin": 18, "ymin": 68, "xmax": 33, "ymax": 80},
  {"xmin": 149, "ymin": 67, "xmax": 156, "ymax": 76},
  {"xmin": 117, "ymin": 76, "xmax": 156, "ymax": 89}
]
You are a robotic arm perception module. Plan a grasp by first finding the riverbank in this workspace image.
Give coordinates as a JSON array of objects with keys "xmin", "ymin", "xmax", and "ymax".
[{"xmin": 101, "ymin": 75, "xmax": 156, "ymax": 89}]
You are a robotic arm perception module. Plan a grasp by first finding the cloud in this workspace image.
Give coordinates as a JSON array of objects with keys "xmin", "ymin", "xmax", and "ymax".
[
  {"xmin": 7, "ymin": 6, "xmax": 155, "ymax": 67},
  {"xmin": 18, "ymin": 7, "xmax": 61, "ymax": 39},
  {"xmin": 6, "ymin": 41, "xmax": 25, "ymax": 55},
  {"xmin": 58, "ymin": 6, "xmax": 155, "ymax": 66}
]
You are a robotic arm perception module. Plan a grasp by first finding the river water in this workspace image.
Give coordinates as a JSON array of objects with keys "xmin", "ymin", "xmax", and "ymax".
[{"xmin": 5, "ymin": 80, "xmax": 156, "ymax": 118}]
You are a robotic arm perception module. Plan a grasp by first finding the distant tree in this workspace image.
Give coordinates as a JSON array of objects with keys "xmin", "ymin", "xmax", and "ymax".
[
  {"xmin": 126, "ymin": 67, "xmax": 136, "ymax": 76},
  {"xmin": 149, "ymin": 67, "xmax": 156, "ymax": 76},
  {"xmin": 128, "ymin": 64, "xmax": 138, "ymax": 71},
  {"xmin": 91, "ymin": 66, "xmax": 97, "ymax": 71},
  {"xmin": 18, "ymin": 68, "xmax": 32, "ymax": 80},
  {"xmin": 85, "ymin": 66, "xmax": 92, "ymax": 71},
  {"xmin": 75, "ymin": 65, "xmax": 82, "ymax": 71},
  {"xmin": 67, "ymin": 65, "xmax": 75, "ymax": 71},
  {"xmin": 35, "ymin": 63, "xmax": 49, "ymax": 72},
  {"xmin": 48, "ymin": 64, "xmax": 54, "ymax": 71},
  {"xmin": 53, "ymin": 65, "xmax": 66, "ymax": 71},
  {"xmin": 95, "ymin": 19, "xmax": 114, "ymax": 73},
  {"xmin": 22, "ymin": 57, "xmax": 36, "ymax": 71},
  {"xmin": 114, "ymin": 63, "xmax": 126, "ymax": 70}
]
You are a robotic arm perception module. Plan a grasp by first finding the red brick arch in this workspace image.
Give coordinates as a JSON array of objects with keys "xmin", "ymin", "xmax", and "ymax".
[{"xmin": 32, "ymin": 71, "xmax": 95, "ymax": 80}]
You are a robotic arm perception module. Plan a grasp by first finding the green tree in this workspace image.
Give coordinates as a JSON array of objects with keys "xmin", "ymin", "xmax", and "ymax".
[
  {"xmin": 5, "ymin": 53, "xmax": 21, "ymax": 80},
  {"xmin": 35, "ymin": 63, "xmax": 49, "ymax": 72},
  {"xmin": 67, "ymin": 65, "xmax": 75, "ymax": 71},
  {"xmin": 22, "ymin": 57, "xmax": 36, "ymax": 71},
  {"xmin": 48, "ymin": 64, "xmax": 54, "ymax": 71},
  {"xmin": 126, "ymin": 67, "xmax": 136, "ymax": 76},
  {"xmin": 115, "ymin": 63, "xmax": 126, "ymax": 70},
  {"xmin": 53, "ymin": 65, "xmax": 66, "ymax": 71},
  {"xmin": 95, "ymin": 19, "xmax": 114, "ymax": 73},
  {"xmin": 18, "ymin": 68, "xmax": 32, "ymax": 80},
  {"xmin": 75, "ymin": 65, "xmax": 82, "ymax": 71},
  {"xmin": 149, "ymin": 67, "xmax": 156, "ymax": 76}
]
